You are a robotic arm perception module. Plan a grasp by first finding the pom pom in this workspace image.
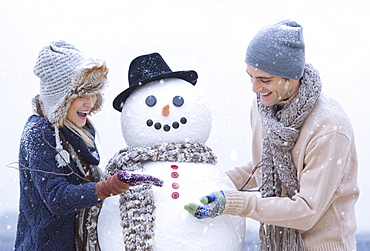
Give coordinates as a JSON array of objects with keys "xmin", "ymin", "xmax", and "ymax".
[{"xmin": 55, "ymin": 149, "xmax": 70, "ymax": 167}]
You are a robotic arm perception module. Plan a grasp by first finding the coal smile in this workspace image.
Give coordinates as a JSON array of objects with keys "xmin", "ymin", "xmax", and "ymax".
[{"xmin": 146, "ymin": 117, "xmax": 187, "ymax": 132}]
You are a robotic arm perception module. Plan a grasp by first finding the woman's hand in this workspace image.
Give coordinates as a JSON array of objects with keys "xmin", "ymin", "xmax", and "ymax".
[
  {"xmin": 116, "ymin": 171, "xmax": 163, "ymax": 187},
  {"xmin": 95, "ymin": 171, "xmax": 163, "ymax": 201}
]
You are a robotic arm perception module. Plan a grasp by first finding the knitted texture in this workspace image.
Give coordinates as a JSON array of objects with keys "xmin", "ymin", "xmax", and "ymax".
[
  {"xmin": 117, "ymin": 171, "xmax": 164, "ymax": 187},
  {"xmin": 52, "ymin": 58, "xmax": 108, "ymax": 128},
  {"xmin": 15, "ymin": 115, "xmax": 101, "ymax": 250},
  {"xmin": 33, "ymin": 40, "xmax": 108, "ymax": 168},
  {"xmin": 95, "ymin": 171, "xmax": 163, "ymax": 201},
  {"xmin": 60, "ymin": 123, "xmax": 103, "ymax": 250},
  {"xmin": 97, "ymin": 142, "xmax": 217, "ymax": 251},
  {"xmin": 246, "ymin": 20, "xmax": 305, "ymax": 80},
  {"xmin": 34, "ymin": 41, "xmax": 85, "ymax": 123},
  {"xmin": 257, "ymin": 63, "xmax": 322, "ymax": 250},
  {"xmin": 184, "ymin": 190, "xmax": 226, "ymax": 219},
  {"xmin": 16, "ymin": 41, "xmax": 108, "ymax": 250},
  {"xmin": 54, "ymin": 58, "xmax": 107, "ymax": 168}
]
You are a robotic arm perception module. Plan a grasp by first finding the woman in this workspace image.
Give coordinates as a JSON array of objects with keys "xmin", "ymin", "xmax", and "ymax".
[{"xmin": 15, "ymin": 41, "xmax": 162, "ymax": 250}]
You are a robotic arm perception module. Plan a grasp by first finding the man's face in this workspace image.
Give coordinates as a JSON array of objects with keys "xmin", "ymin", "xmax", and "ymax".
[{"xmin": 246, "ymin": 64, "xmax": 299, "ymax": 107}]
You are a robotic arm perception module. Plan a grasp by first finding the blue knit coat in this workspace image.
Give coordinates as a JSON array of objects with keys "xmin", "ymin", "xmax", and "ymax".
[{"xmin": 15, "ymin": 115, "xmax": 101, "ymax": 250}]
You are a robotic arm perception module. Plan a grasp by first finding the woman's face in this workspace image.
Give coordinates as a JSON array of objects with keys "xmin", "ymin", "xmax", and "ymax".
[
  {"xmin": 246, "ymin": 64, "xmax": 300, "ymax": 107},
  {"xmin": 67, "ymin": 94, "xmax": 97, "ymax": 128}
]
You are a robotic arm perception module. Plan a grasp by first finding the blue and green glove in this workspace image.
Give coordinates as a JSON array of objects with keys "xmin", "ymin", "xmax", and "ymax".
[{"xmin": 184, "ymin": 190, "xmax": 226, "ymax": 219}]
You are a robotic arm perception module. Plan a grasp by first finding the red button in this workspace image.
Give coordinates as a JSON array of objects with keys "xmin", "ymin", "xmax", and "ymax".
[
  {"xmin": 171, "ymin": 172, "xmax": 179, "ymax": 178},
  {"xmin": 171, "ymin": 165, "xmax": 178, "ymax": 169},
  {"xmin": 172, "ymin": 183, "xmax": 179, "ymax": 189},
  {"xmin": 172, "ymin": 192, "xmax": 179, "ymax": 199}
]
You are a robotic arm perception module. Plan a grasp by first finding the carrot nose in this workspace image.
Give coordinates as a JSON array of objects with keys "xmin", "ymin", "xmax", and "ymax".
[{"xmin": 162, "ymin": 104, "xmax": 170, "ymax": 117}]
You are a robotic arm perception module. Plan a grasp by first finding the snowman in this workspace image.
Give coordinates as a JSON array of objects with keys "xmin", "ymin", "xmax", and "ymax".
[{"xmin": 97, "ymin": 53, "xmax": 246, "ymax": 250}]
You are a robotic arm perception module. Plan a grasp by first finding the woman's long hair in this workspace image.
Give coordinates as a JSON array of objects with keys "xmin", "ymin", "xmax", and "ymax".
[{"xmin": 64, "ymin": 119, "xmax": 95, "ymax": 147}]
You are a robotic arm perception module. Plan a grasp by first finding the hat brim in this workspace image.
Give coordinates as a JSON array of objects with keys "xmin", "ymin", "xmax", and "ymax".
[{"xmin": 113, "ymin": 70, "xmax": 198, "ymax": 112}]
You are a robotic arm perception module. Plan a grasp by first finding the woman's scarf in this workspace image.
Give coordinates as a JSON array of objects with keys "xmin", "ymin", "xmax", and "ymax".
[
  {"xmin": 257, "ymin": 63, "xmax": 322, "ymax": 250},
  {"xmin": 60, "ymin": 124, "xmax": 103, "ymax": 251}
]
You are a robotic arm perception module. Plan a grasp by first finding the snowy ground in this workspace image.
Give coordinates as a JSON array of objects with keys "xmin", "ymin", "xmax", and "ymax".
[{"xmin": 1, "ymin": 0, "xmax": 369, "ymax": 244}]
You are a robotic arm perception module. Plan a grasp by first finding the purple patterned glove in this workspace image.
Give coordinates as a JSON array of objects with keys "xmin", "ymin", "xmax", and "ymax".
[{"xmin": 117, "ymin": 171, "xmax": 163, "ymax": 187}]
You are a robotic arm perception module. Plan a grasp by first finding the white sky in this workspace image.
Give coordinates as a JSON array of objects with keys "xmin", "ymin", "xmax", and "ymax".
[{"xmin": 1, "ymin": 0, "xmax": 369, "ymax": 234}]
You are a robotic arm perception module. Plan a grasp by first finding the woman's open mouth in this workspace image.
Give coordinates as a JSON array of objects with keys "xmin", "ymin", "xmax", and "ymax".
[{"xmin": 77, "ymin": 110, "xmax": 89, "ymax": 119}]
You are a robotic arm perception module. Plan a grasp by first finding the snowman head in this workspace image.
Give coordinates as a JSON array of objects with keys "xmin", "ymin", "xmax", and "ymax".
[
  {"xmin": 113, "ymin": 52, "xmax": 212, "ymax": 147},
  {"xmin": 120, "ymin": 78, "xmax": 212, "ymax": 147}
]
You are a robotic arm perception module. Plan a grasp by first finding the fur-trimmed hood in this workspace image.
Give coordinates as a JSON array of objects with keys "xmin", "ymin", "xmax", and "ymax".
[
  {"xmin": 52, "ymin": 58, "xmax": 108, "ymax": 127},
  {"xmin": 34, "ymin": 59, "xmax": 108, "ymax": 127},
  {"xmin": 32, "ymin": 40, "xmax": 108, "ymax": 169}
]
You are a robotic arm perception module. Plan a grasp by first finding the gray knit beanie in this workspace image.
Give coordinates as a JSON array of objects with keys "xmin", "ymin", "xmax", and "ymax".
[
  {"xmin": 34, "ymin": 40, "xmax": 85, "ymax": 123},
  {"xmin": 245, "ymin": 20, "xmax": 305, "ymax": 80}
]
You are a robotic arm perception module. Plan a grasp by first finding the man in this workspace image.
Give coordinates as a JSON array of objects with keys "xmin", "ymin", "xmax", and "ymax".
[{"xmin": 185, "ymin": 20, "xmax": 359, "ymax": 250}]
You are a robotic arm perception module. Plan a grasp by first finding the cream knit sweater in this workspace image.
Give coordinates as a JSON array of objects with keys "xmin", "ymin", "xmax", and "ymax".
[{"xmin": 224, "ymin": 93, "xmax": 359, "ymax": 251}]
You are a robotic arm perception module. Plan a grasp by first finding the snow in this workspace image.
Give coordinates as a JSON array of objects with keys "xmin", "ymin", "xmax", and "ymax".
[
  {"xmin": 98, "ymin": 162, "xmax": 246, "ymax": 250},
  {"xmin": 0, "ymin": 0, "xmax": 370, "ymax": 245},
  {"xmin": 98, "ymin": 77, "xmax": 245, "ymax": 250},
  {"xmin": 120, "ymin": 79, "xmax": 212, "ymax": 147}
]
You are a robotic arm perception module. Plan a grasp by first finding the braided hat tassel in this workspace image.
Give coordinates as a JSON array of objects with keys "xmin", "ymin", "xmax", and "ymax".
[{"xmin": 54, "ymin": 126, "xmax": 70, "ymax": 167}]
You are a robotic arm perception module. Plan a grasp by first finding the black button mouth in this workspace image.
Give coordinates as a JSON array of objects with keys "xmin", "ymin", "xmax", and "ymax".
[{"xmin": 146, "ymin": 117, "xmax": 187, "ymax": 132}]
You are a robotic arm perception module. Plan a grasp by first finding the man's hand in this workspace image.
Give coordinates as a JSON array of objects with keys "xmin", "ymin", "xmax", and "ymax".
[{"xmin": 184, "ymin": 191, "xmax": 226, "ymax": 219}]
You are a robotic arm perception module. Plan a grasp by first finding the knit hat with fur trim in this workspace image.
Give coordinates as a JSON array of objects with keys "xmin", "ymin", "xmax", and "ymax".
[
  {"xmin": 33, "ymin": 40, "xmax": 108, "ymax": 166},
  {"xmin": 245, "ymin": 20, "xmax": 305, "ymax": 80},
  {"xmin": 34, "ymin": 41, "xmax": 85, "ymax": 123}
]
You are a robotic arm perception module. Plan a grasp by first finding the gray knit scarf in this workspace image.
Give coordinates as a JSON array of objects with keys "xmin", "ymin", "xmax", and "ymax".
[
  {"xmin": 257, "ymin": 63, "xmax": 322, "ymax": 251},
  {"xmin": 99, "ymin": 142, "xmax": 217, "ymax": 251}
]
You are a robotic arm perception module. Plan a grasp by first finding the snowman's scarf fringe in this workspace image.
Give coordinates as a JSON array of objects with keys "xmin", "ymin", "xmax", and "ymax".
[
  {"xmin": 257, "ymin": 63, "xmax": 322, "ymax": 251},
  {"xmin": 104, "ymin": 142, "xmax": 217, "ymax": 251}
]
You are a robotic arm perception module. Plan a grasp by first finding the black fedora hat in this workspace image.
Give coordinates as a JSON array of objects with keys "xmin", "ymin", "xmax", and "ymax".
[{"xmin": 113, "ymin": 52, "xmax": 198, "ymax": 112}]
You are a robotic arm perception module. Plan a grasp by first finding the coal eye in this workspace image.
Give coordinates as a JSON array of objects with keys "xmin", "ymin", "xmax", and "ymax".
[
  {"xmin": 145, "ymin": 95, "xmax": 157, "ymax": 107},
  {"xmin": 173, "ymin": 96, "xmax": 184, "ymax": 107}
]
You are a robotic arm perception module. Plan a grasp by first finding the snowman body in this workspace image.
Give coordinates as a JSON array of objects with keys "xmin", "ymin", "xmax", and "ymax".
[
  {"xmin": 98, "ymin": 161, "xmax": 245, "ymax": 250},
  {"xmin": 98, "ymin": 78, "xmax": 246, "ymax": 250}
]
